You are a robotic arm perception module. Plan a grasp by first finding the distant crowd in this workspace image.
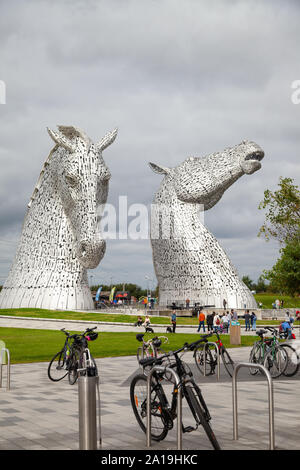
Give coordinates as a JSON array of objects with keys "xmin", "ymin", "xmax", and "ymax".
[{"xmin": 195, "ymin": 309, "xmax": 257, "ymax": 333}]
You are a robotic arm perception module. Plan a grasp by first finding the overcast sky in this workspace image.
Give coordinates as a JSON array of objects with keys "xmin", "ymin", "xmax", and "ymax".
[{"xmin": 0, "ymin": 0, "xmax": 299, "ymax": 289}]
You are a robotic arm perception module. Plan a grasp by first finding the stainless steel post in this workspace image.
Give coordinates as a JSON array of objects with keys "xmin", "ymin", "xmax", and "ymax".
[
  {"xmin": 203, "ymin": 342, "xmax": 220, "ymax": 380},
  {"xmin": 232, "ymin": 362, "xmax": 275, "ymax": 450},
  {"xmin": 0, "ymin": 348, "xmax": 10, "ymax": 391},
  {"xmin": 78, "ymin": 375, "xmax": 99, "ymax": 450},
  {"xmin": 146, "ymin": 366, "xmax": 182, "ymax": 450}
]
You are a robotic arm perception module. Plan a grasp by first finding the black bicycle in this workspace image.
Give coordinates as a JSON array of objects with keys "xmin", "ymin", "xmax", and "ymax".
[
  {"xmin": 194, "ymin": 331, "xmax": 235, "ymax": 377},
  {"xmin": 48, "ymin": 327, "xmax": 98, "ymax": 385},
  {"xmin": 130, "ymin": 334, "xmax": 221, "ymax": 450}
]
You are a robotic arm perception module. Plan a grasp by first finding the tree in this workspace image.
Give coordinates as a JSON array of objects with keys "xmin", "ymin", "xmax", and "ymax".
[
  {"xmin": 258, "ymin": 177, "xmax": 300, "ymax": 244},
  {"xmin": 254, "ymin": 275, "xmax": 267, "ymax": 293},
  {"xmin": 242, "ymin": 275, "xmax": 255, "ymax": 291},
  {"xmin": 263, "ymin": 238, "xmax": 300, "ymax": 297}
]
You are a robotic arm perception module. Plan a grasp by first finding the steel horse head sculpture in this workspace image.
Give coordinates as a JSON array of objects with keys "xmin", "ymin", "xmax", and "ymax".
[
  {"xmin": 149, "ymin": 140, "xmax": 264, "ymax": 309},
  {"xmin": 0, "ymin": 125, "xmax": 117, "ymax": 310}
]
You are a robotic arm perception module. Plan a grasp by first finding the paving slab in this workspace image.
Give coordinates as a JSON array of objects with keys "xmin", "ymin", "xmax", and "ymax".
[{"xmin": 0, "ymin": 346, "xmax": 299, "ymax": 450}]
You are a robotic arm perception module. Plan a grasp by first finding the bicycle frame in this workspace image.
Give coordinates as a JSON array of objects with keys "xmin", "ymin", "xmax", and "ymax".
[{"xmin": 149, "ymin": 341, "xmax": 211, "ymax": 430}]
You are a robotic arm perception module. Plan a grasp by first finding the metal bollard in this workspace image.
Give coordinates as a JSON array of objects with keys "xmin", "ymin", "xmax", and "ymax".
[
  {"xmin": 78, "ymin": 375, "xmax": 100, "ymax": 450},
  {"xmin": 232, "ymin": 362, "xmax": 275, "ymax": 450},
  {"xmin": 146, "ymin": 366, "xmax": 182, "ymax": 450},
  {"xmin": 0, "ymin": 348, "xmax": 10, "ymax": 391},
  {"xmin": 203, "ymin": 342, "xmax": 220, "ymax": 380}
]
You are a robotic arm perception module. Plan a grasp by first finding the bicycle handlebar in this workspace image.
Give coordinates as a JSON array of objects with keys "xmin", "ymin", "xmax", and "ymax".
[{"xmin": 60, "ymin": 326, "xmax": 97, "ymax": 339}]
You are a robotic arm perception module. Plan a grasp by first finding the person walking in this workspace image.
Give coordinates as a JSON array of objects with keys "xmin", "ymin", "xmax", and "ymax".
[
  {"xmin": 213, "ymin": 313, "xmax": 221, "ymax": 333},
  {"xmin": 206, "ymin": 312, "xmax": 213, "ymax": 332},
  {"xmin": 221, "ymin": 313, "xmax": 229, "ymax": 333},
  {"xmin": 251, "ymin": 312, "xmax": 257, "ymax": 331},
  {"xmin": 171, "ymin": 310, "xmax": 177, "ymax": 333},
  {"xmin": 244, "ymin": 310, "xmax": 251, "ymax": 332},
  {"xmin": 231, "ymin": 309, "xmax": 238, "ymax": 321},
  {"xmin": 223, "ymin": 298, "xmax": 227, "ymax": 310},
  {"xmin": 197, "ymin": 309, "xmax": 206, "ymax": 333}
]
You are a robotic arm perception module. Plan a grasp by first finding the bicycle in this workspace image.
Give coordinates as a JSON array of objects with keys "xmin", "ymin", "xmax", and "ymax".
[
  {"xmin": 249, "ymin": 328, "xmax": 288, "ymax": 378},
  {"xmin": 194, "ymin": 331, "xmax": 235, "ymax": 377},
  {"xmin": 48, "ymin": 327, "xmax": 98, "ymax": 385},
  {"xmin": 136, "ymin": 334, "xmax": 169, "ymax": 362},
  {"xmin": 261, "ymin": 327, "xmax": 299, "ymax": 377},
  {"xmin": 130, "ymin": 334, "xmax": 221, "ymax": 450}
]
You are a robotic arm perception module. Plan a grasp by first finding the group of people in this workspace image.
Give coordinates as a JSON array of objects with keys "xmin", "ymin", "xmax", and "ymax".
[
  {"xmin": 243, "ymin": 310, "xmax": 257, "ymax": 332},
  {"xmin": 197, "ymin": 310, "xmax": 235, "ymax": 333},
  {"xmin": 197, "ymin": 309, "xmax": 258, "ymax": 333},
  {"xmin": 272, "ymin": 299, "xmax": 285, "ymax": 309},
  {"xmin": 134, "ymin": 315, "xmax": 151, "ymax": 328}
]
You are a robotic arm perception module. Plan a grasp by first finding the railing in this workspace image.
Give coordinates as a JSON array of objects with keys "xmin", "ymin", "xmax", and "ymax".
[
  {"xmin": 0, "ymin": 348, "xmax": 10, "ymax": 391},
  {"xmin": 232, "ymin": 362, "xmax": 275, "ymax": 450},
  {"xmin": 203, "ymin": 342, "xmax": 220, "ymax": 380},
  {"xmin": 146, "ymin": 366, "xmax": 182, "ymax": 449}
]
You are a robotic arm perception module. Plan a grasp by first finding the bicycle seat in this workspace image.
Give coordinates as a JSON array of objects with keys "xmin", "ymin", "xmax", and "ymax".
[
  {"xmin": 136, "ymin": 334, "xmax": 144, "ymax": 342},
  {"xmin": 257, "ymin": 329, "xmax": 267, "ymax": 336}
]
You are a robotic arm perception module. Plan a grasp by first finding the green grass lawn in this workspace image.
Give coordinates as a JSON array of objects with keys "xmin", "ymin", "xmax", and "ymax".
[
  {"xmin": 0, "ymin": 308, "xmax": 181, "ymax": 325},
  {"xmin": 0, "ymin": 327, "xmax": 259, "ymax": 364},
  {"xmin": 0, "ymin": 307, "xmax": 296, "ymax": 327},
  {"xmin": 254, "ymin": 293, "xmax": 300, "ymax": 309}
]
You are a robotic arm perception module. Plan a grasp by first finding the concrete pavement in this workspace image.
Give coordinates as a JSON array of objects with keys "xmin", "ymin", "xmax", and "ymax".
[
  {"xmin": 0, "ymin": 314, "xmax": 299, "ymax": 450},
  {"xmin": 0, "ymin": 345, "xmax": 299, "ymax": 450}
]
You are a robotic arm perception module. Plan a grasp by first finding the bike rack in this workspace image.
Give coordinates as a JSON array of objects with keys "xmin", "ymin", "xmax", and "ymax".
[
  {"xmin": 146, "ymin": 366, "xmax": 182, "ymax": 450},
  {"xmin": 203, "ymin": 342, "xmax": 220, "ymax": 380},
  {"xmin": 78, "ymin": 374, "xmax": 102, "ymax": 450},
  {"xmin": 0, "ymin": 348, "xmax": 10, "ymax": 391},
  {"xmin": 232, "ymin": 362, "xmax": 275, "ymax": 450}
]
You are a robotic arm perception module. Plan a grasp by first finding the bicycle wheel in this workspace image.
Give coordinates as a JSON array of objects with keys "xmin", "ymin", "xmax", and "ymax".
[
  {"xmin": 221, "ymin": 348, "xmax": 235, "ymax": 377},
  {"xmin": 264, "ymin": 346, "xmax": 288, "ymax": 378},
  {"xmin": 194, "ymin": 345, "xmax": 214, "ymax": 376},
  {"xmin": 68, "ymin": 349, "xmax": 82, "ymax": 385},
  {"xmin": 130, "ymin": 374, "xmax": 169, "ymax": 442},
  {"xmin": 249, "ymin": 343, "xmax": 263, "ymax": 375},
  {"xmin": 48, "ymin": 350, "xmax": 68, "ymax": 382},
  {"xmin": 184, "ymin": 382, "xmax": 221, "ymax": 450},
  {"xmin": 281, "ymin": 344, "xmax": 300, "ymax": 377}
]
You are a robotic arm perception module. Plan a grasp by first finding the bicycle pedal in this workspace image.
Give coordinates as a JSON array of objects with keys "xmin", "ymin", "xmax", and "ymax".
[{"xmin": 183, "ymin": 426, "xmax": 195, "ymax": 433}]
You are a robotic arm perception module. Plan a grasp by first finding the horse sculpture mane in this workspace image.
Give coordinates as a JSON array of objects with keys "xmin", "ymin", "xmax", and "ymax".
[
  {"xmin": 149, "ymin": 140, "xmax": 265, "ymax": 309},
  {"xmin": 0, "ymin": 125, "xmax": 117, "ymax": 310}
]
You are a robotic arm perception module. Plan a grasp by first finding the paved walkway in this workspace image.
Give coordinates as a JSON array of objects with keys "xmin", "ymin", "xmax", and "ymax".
[
  {"xmin": 0, "ymin": 315, "xmax": 299, "ymax": 450},
  {"xmin": 0, "ymin": 345, "xmax": 299, "ymax": 450}
]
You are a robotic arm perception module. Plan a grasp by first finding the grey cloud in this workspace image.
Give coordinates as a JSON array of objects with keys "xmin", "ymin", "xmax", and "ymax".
[{"xmin": 0, "ymin": 0, "xmax": 299, "ymax": 288}]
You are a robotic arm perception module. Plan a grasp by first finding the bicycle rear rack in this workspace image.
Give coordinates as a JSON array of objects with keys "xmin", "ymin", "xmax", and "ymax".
[
  {"xmin": 146, "ymin": 366, "xmax": 182, "ymax": 450},
  {"xmin": 203, "ymin": 342, "xmax": 220, "ymax": 380},
  {"xmin": 0, "ymin": 348, "xmax": 10, "ymax": 391},
  {"xmin": 232, "ymin": 362, "xmax": 275, "ymax": 450}
]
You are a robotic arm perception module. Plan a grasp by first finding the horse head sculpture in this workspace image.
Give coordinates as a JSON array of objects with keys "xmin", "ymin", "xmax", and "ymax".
[
  {"xmin": 0, "ymin": 125, "xmax": 117, "ymax": 310},
  {"xmin": 149, "ymin": 140, "xmax": 264, "ymax": 309}
]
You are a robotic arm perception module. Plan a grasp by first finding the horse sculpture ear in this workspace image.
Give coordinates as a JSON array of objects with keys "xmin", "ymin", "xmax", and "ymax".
[
  {"xmin": 149, "ymin": 162, "xmax": 171, "ymax": 175},
  {"xmin": 97, "ymin": 128, "xmax": 118, "ymax": 152},
  {"xmin": 47, "ymin": 127, "xmax": 76, "ymax": 153}
]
